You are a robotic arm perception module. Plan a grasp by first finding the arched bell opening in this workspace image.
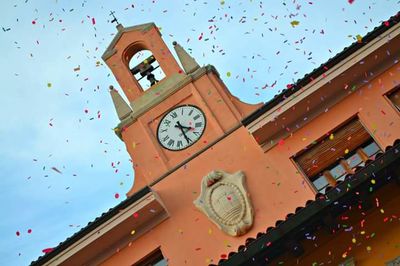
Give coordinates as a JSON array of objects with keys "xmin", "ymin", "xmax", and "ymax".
[{"xmin": 127, "ymin": 49, "xmax": 166, "ymax": 91}]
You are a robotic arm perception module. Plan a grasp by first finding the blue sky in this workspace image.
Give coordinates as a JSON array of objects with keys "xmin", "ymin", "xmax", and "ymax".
[{"xmin": 0, "ymin": 0, "xmax": 399, "ymax": 265}]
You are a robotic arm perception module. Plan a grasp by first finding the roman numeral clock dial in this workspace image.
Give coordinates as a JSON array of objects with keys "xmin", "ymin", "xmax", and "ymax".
[{"xmin": 157, "ymin": 105, "xmax": 206, "ymax": 151}]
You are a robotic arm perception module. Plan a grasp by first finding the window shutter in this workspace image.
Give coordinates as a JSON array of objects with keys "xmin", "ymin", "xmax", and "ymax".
[{"xmin": 296, "ymin": 119, "xmax": 371, "ymax": 178}]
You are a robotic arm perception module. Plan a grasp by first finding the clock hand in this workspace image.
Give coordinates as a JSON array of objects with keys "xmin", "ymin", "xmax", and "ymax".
[
  {"xmin": 176, "ymin": 121, "xmax": 192, "ymax": 144},
  {"xmin": 175, "ymin": 121, "xmax": 193, "ymax": 131}
]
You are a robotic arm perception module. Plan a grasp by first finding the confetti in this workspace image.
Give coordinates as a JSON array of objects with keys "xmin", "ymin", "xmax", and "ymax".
[
  {"xmin": 290, "ymin": 20, "xmax": 300, "ymax": 27},
  {"xmin": 51, "ymin": 167, "xmax": 62, "ymax": 174},
  {"xmin": 114, "ymin": 193, "xmax": 119, "ymax": 199},
  {"xmin": 42, "ymin": 248, "xmax": 54, "ymax": 254}
]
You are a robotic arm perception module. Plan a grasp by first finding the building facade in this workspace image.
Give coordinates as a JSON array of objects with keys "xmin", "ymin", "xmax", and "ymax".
[{"xmin": 32, "ymin": 12, "xmax": 400, "ymax": 266}]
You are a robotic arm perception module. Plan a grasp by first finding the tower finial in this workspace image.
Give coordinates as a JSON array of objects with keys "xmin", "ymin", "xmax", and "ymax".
[
  {"xmin": 109, "ymin": 85, "xmax": 132, "ymax": 121},
  {"xmin": 109, "ymin": 11, "xmax": 122, "ymax": 29},
  {"xmin": 173, "ymin": 41, "xmax": 200, "ymax": 74}
]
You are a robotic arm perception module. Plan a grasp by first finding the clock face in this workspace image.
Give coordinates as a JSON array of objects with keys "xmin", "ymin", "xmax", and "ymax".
[{"xmin": 157, "ymin": 105, "xmax": 206, "ymax": 151}]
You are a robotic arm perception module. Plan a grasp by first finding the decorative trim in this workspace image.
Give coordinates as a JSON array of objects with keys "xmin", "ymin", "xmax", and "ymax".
[{"xmin": 102, "ymin": 23, "xmax": 156, "ymax": 60}]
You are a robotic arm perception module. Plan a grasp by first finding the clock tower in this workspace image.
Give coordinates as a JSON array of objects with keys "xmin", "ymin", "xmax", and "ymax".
[{"xmin": 103, "ymin": 22, "xmax": 263, "ymax": 196}]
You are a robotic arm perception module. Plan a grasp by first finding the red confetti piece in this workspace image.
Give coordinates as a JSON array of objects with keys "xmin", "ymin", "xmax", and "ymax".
[
  {"xmin": 114, "ymin": 193, "xmax": 119, "ymax": 199},
  {"xmin": 27, "ymin": 229, "xmax": 32, "ymax": 234},
  {"xmin": 384, "ymin": 21, "xmax": 390, "ymax": 27},
  {"xmin": 84, "ymin": 109, "xmax": 89, "ymax": 114},
  {"xmin": 133, "ymin": 212, "xmax": 139, "ymax": 218},
  {"xmin": 16, "ymin": 231, "xmax": 20, "ymax": 236},
  {"xmin": 91, "ymin": 18, "xmax": 96, "ymax": 25},
  {"xmin": 32, "ymin": 20, "xmax": 36, "ymax": 24},
  {"xmin": 227, "ymin": 196, "xmax": 232, "ymax": 201},
  {"xmin": 348, "ymin": 0, "xmax": 355, "ymax": 4},
  {"xmin": 42, "ymin": 248, "xmax": 54, "ymax": 254},
  {"xmin": 220, "ymin": 254, "xmax": 227, "ymax": 259}
]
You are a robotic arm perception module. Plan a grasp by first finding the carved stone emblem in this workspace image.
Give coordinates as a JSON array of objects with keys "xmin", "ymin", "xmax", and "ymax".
[{"xmin": 193, "ymin": 170, "xmax": 254, "ymax": 236}]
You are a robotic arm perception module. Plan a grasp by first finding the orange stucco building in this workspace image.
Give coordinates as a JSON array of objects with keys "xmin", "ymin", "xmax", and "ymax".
[{"xmin": 32, "ymin": 11, "xmax": 400, "ymax": 266}]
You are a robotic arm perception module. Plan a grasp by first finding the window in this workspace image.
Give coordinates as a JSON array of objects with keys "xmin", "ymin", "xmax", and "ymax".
[
  {"xmin": 386, "ymin": 255, "xmax": 400, "ymax": 265},
  {"xmin": 294, "ymin": 119, "xmax": 381, "ymax": 193},
  {"xmin": 129, "ymin": 50, "xmax": 166, "ymax": 91},
  {"xmin": 388, "ymin": 86, "xmax": 400, "ymax": 112},
  {"xmin": 133, "ymin": 248, "xmax": 168, "ymax": 266}
]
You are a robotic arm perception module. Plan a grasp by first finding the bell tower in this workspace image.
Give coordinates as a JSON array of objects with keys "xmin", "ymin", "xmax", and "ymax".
[
  {"xmin": 103, "ymin": 22, "xmax": 182, "ymax": 101},
  {"xmin": 103, "ymin": 22, "xmax": 263, "ymax": 196}
]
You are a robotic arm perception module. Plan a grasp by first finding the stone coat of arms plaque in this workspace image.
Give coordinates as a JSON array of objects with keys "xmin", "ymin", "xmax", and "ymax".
[{"xmin": 193, "ymin": 170, "xmax": 254, "ymax": 236}]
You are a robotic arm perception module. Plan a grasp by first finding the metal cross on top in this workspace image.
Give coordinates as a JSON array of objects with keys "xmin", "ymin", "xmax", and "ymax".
[{"xmin": 109, "ymin": 11, "xmax": 119, "ymax": 25}]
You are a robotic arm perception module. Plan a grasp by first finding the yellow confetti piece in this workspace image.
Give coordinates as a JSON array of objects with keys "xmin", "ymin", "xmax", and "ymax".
[
  {"xmin": 366, "ymin": 246, "xmax": 372, "ymax": 251},
  {"xmin": 224, "ymin": 240, "xmax": 231, "ymax": 247},
  {"xmin": 380, "ymin": 208, "xmax": 384, "ymax": 214},
  {"xmin": 206, "ymin": 258, "xmax": 211, "ymax": 263},
  {"xmin": 130, "ymin": 230, "xmax": 135, "ymax": 235},
  {"xmin": 352, "ymin": 238, "xmax": 356, "ymax": 243},
  {"xmin": 290, "ymin": 20, "xmax": 300, "ymax": 27},
  {"xmin": 345, "ymin": 149, "xmax": 349, "ymax": 154},
  {"xmin": 356, "ymin": 34, "xmax": 363, "ymax": 43},
  {"xmin": 208, "ymin": 228, "xmax": 212, "ymax": 235},
  {"xmin": 220, "ymin": 0, "xmax": 225, "ymax": 5},
  {"xmin": 226, "ymin": 71, "xmax": 231, "ymax": 77},
  {"xmin": 132, "ymin": 142, "xmax": 136, "ymax": 149},
  {"xmin": 371, "ymin": 179, "xmax": 376, "ymax": 184},
  {"xmin": 361, "ymin": 231, "xmax": 365, "ymax": 235},
  {"xmin": 47, "ymin": 83, "xmax": 52, "ymax": 88},
  {"xmin": 329, "ymin": 134, "xmax": 334, "ymax": 140}
]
